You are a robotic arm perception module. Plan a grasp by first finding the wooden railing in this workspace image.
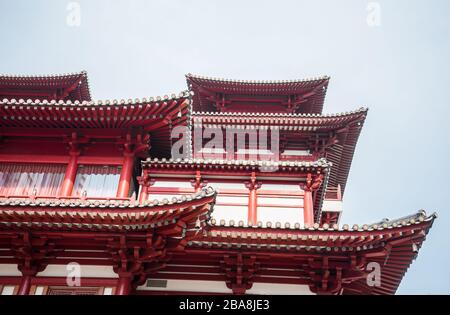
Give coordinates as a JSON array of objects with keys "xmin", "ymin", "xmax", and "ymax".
[{"xmin": 324, "ymin": 185, "xmax": 342, "ymax": 200}]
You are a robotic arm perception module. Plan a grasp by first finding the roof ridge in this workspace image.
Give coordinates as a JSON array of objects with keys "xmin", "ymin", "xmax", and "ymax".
[
  {"xmin": 0, "ymin": 90, "xmax": 192, "ymax": 107},
  {"xmin": 143, "ymin": 157, "xmax": 332, "ymax": 168},
  {"xmin": 206, "ymin": 209, "xmax": 435, "ymax": 232},
  {"xmin": 192, "ymin": 107, "xmax": 368, "ymax": 118},
  {"xmin": 0, "ymin": 71, "xmax": 88, "ymax": 79},
  {"xmin": 186, "ymin": 73, "xmax": 330, "ymax": 84}
]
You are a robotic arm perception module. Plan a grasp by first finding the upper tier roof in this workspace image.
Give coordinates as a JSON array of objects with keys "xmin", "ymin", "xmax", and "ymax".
[
  {"xmin": 0, "ymin": 91, "xmax": 192, "ymax": 157},
  {"xmin": 193, "ymin": 108, "xmax": 368, "ymax": 196},
  {"xmin": 0, "ymin": 71, "xmax": 91, "ymax": 102},
  {"xmin": 186, "ymin": 74, "xmax": 329, "ymax": 114}
]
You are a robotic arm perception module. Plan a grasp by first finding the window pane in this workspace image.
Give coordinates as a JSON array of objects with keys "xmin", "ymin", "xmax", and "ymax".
[
  {"xmin": 0, "ymin": 163, "xmax": 65, "ymax": 197},
  {"xmin": 72, "ymin": 165, "xmax": 121, "ymax": 198}
]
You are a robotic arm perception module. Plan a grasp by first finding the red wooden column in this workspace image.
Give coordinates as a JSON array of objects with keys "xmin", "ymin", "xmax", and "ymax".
[
  {"xmin": 60, "ymin": 153, "xmax": 78, "ymax": 197},
  {"xmin": 116, "ymin": 132, "xmax": 150, "ymax": 199},
  {"xmin": 116, "ymin": 273, "xmax": 132, "ymax": 295},
  {"xmin": 60, "ymin": 135, "xmax": 81, "ymax": 197},
  {"xmin": 302, "ymin": 173, "xmax": 324, "ymax": 227},
  {"xmin": 191, "ymin": 170, "xmax": 207, "ymax": 192},
  {"xmin": 138, "ymin": 171, "xmax": 155, "ymax": 204},
  {"xmin": 117, "ymin": 152, "xmax": 134, "ymax": 198},
  {"xmin": 138, "ymin": 173, "xmax": 149, "ymax": 203},
  {"xmin": 17, "ymin": 273, "xmax": 34, "ymax": 295},
  {"xmin": 17, "ymin": 264, "xmax": 41, "ymax": 296},
  {"xmin": 303, "ymin": 188, "xmax": 314, "ymax": 226},
  {"xmin": 245, "ymin": 172, "xmax": 261, "ymax": 225}
]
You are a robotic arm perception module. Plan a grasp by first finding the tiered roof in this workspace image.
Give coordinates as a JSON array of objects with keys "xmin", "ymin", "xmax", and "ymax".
[
  {"xmin": 0, "ymin": 91, "xmax": 192, "ymax": 157},
  {"xmin": 193, "ymin": 108, "xmax": 367, "ymax": 195},
  {"xmin": 0, "ymin": 187, "xmax": 216, "ymax": 234},
  {"xmin": 187, "ymin": 74, "xmax": 329, "ymax": 114},
  {"xmin": 0, "ymin": 71, "xmax": 436, "ymax": 295},
  {"xmin": 0, "ymin": 71, "xmax": 91, "ymax": 102},
  {"xmin": 141, "ymin": 157, "xmax": 331, "ymax": 221},
  {"xmin": 0, "ymin": 186, "xmax": 435, "ymax": 294},
  {"xmin": 173, "ymin": 210, "xmax": 436, "ymax": 294}
]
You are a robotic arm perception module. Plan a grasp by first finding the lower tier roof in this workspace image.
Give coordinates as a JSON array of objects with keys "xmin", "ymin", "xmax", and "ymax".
[{"xmin": 0, "ymin": 188, "xmax": 436, "ymax": 295}]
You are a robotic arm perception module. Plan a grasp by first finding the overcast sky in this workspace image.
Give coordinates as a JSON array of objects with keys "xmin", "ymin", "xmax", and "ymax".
[{"xmin": 1, "ymin": 0, "xmax": 449, "ymax": 294}]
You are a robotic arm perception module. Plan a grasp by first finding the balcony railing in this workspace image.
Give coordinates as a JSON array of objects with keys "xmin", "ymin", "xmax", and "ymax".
[{"xmin": 324, "ymin": 185, "xmax": 342, "ymax": 201}]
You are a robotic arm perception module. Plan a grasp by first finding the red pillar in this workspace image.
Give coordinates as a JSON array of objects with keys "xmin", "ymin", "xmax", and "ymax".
[
  {"xmin": 60, "ymin": 152, "xmax": 78, "ymax": 197},
  {"xmin": 246, "ymin": 172, "xmax": 259, "ymax": 225},
  {"xmin": 17, "ymin": 269, "xmax": 37, "ymax": 296},
  {"xmin": 248, "ymin": 188, "xmax": 257, "ymax": 225},
  {"xmin": 303, "ymin": 188, "xmax": 314, "ymax": 226},
  {"xmin": 116, "ymin": 275, "xmax": 132, "ymax": 295},
  {"xmin": 17, "ymin": 274, "xmax": 32, "ymax": 295},
  {"xmin": 116, "ymin": 154, "xmax": 134, "ymax": 198},
  {"xmin": 138, "ymin": 184, "xmax": 148, "ymax": 203},
  {"xmin": 194, "ymin": 170, "xmax": 203, "ymax": 192}
]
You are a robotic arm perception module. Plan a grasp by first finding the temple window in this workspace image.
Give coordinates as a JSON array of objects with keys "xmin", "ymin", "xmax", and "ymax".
[
  {"xmin": 71, "ymin": 165, "xmax": 121, "ymax": 198},
  {"xmin": 0, "ymin": 163, "xmax": 65, "ymax": 197}
]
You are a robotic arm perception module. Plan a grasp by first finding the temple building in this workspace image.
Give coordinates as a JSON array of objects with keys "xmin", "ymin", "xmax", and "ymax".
[{"xmin": 0, "ymin": 71, "xmax": 435, "ymax": 295}]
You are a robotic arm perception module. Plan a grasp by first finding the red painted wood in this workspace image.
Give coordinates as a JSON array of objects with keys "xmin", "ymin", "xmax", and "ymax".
[
  {"xmin": 115, "ymin": 276, "xmax": 132, "ymax": 295},
  {"xmin": 17, "ymin": 275, "xmax": 32, "ymax": 295},
  {"xmin": 248, "ymin": 188, "xmax": 257, "ymax": 225},
  {"xmin": 116, "ymin": 154, "xmax": 134, "ymax": 198},
  {"xmin": 0, "ymin": 154, "xmax": 70, "ymax": 164},
  {"xmin": 60, "ymin": 154, "xmax": 78, "ymax": 197},
  {"xmin": 303, "ymin": 189, "xmax": 314, "ymax": 226},
  {"xmin": 139, "ymin": 186, "xmax": 148, "ymax": 203}
]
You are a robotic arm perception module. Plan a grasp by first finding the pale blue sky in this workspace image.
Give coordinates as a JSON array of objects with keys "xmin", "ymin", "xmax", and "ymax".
[{"xmin": 1, "ymin": 0, "xmax": 449, "ymax": 294}]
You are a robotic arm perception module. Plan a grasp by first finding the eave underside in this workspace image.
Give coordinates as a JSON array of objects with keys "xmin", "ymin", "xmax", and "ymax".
[
  {"xmin": 0, "ymin": 94, "xmax": 191, "ymax": 158},
  {"xmin": 187, "ymin": 74, "xmax": 329, "ymax": 114},
  {"xmin": 0, "ymin": 72, "xmax": 91, "ymax": 102},
  {"xmin": 0, "ymin": 207, "xmax": 435, "ymax": 295},
  {"xmin": 192, "ymin": 108, "xmax": 367, "ymax": 197}
]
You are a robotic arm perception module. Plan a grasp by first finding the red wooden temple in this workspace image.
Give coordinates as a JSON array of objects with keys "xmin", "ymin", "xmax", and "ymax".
[{"xmin": 0, "ymin": 71, "xmax": 435, "ymax": 295}]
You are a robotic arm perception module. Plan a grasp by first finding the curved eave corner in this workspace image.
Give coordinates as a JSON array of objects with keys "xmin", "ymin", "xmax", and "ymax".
[{"xmin": 0, "ymin": 187, "xmax": 217, "ymax": 235}]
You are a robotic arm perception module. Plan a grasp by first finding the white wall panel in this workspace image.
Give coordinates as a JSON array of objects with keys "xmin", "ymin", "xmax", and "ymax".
[
  {"xmin": 322, "ymin": 200, "xmax": 343, "ymax": 212},
  {"xmin": 247, "ymin": 283, "xmax": 314, "ymax": 295},
  {"xmin": 211, "ymin": 205, "xmax": 247, "ymax": 223},
  {"xmin": 207, "ymin": 182, "xmax": 246, "ymax": 190},
  {"xmin": 258, "ymin": 197, "xmax": 303, "ymax": 207},
  {"xmin": 0, "ymin": 264, "xmax": 21, "ymax": 276},
  {"xmin": 261, "ymin": 183, "xmax": 302, "ymax": 191},
  {"xmin": 258, "ymin": 207, "xmax": 303, "ymax": 225},
  {"xmin": 216, "ymin": 195, "xmax": 248, "ymax": 204},
  {"xmin": 152, "ymin": 180, "xmax": 193, "ymax": 188}
]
